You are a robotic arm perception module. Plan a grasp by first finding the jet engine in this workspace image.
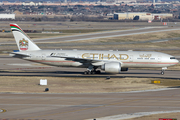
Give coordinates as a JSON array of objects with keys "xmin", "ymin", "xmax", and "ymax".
[{"xmin": 101, "ymin": 62, "xmax": 121, "ymax": 74}]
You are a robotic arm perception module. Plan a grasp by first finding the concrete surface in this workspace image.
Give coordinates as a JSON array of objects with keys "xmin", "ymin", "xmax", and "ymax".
[{"xmin": 0, "ymin": 88, "xmax": 180, "ymax": 119}]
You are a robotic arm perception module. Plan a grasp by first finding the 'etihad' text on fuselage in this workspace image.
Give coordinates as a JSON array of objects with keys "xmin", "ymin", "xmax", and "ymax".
[{"xmin": 82, "ymin": 53, "xmax": 129, "ymax": 60}]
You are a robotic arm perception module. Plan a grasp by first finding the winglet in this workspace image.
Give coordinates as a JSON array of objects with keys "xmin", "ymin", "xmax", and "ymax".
[{"xmin": 10, "ymin": 23, "xmax": 41, "ymax": 51}]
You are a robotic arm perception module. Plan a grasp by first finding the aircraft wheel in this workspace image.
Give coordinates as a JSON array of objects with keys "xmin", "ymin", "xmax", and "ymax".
[
  {"xmin": 96, "ymin": 70, "xmax": 101, "ymax": 74},
  {"xmin": 88, "ymin": 71, "xmax": 91, "ymax": 74},
  {"xmin": 84, "ymin": 71, "xmax": 87, "ymax": 75},
  {"xmin": 91, "ymin": 71, "xmax": 95, "ymax": 74},
  {"xmin": 161, "ymin": 71, "xmax": 164, "ymax": 75}
]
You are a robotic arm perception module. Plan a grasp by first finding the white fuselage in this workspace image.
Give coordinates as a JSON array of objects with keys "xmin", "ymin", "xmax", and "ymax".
[{"xmin": 13, "ymin": 50, "xmax": 179, "ymax": 69}]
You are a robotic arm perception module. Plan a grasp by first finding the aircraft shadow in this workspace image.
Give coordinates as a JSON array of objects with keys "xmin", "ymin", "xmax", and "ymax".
[
  {"xmin": 0, "ymin": 70, "xmax": 179, "ymax": 79},
  {"xmin": 168, "ymin": 86, "xmax": 180, "ymax": 88},
  {"xmin": 0, "ymin": 70, "xmax": 160, "ymax": 75}
]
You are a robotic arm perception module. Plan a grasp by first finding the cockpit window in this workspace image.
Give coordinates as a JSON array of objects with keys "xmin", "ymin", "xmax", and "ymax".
[{"xmin": 170, "ymin": 57, "xmax": 176, "ymax": 59}]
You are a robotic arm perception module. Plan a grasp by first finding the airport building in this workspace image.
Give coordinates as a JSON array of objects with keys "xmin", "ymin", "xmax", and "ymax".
[
  {"xmin": 153, "ymin": 13, "xmax": 173, "ymax": 19},
  {"xmin": 105, "ymin": 0, "xmax": 136, "ymax": 3},
  {"xmin": 0, "ymin": 14, "xmax": 15, "ymax": 19},
  {"xmin": 114, "ymin": 12, "xmax": 147, "ymax": 20},
  {"xmin": 114, "ymin": 12, "xmax": 173, "ymax": 20}
]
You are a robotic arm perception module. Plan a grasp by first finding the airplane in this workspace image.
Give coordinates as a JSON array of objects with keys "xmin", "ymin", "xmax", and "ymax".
[{"xmin": 9, "ymin": 23, "xmax": 179, "ymax": 75}]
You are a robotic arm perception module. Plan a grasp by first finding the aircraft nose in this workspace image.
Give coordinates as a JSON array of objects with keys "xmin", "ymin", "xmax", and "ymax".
[
  {"xmin": 170, "ymin": 56, "xmax": 179, "ymax": 65},
  {"xmin": 174, "ymin": 59, "xmax": 179, "ymax": 64},
  {"xmin": 176, "ymin": 59, "xmax": 179, "ymax": 63}
]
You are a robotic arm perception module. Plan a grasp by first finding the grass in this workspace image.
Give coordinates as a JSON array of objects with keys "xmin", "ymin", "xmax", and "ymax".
[
  {"xmin": 168, "ymin": 32, "xmax": 180, "ymax": 38},
  {"xmin": 157, "ymin": 79, "xmax": 180, "ymax": 87},
  {"xmin": 28, "ymin": 33, "xmax": 68, "ymax": 39},
  {"xmin": 73, "ymin": 30, "xmax": 180, "ymax": 43},
  {"xmin": 0, "ymin": 77, "xmax": 172, "ymax": 93}
]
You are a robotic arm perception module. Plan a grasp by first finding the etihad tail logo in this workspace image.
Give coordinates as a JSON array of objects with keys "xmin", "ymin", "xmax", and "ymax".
[{"xmin": 19, "ymin": 39, "xmax": 28, "ymax": 51}]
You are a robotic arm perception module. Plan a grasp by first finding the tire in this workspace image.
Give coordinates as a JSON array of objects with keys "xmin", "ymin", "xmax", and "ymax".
[
  {"xmin": 84, "ymin": 71, "xmax": 87, "ymax": 75},
  {"xmin": 88, "ymin": 71, "xmax": 91, "ymax": 74},
  {"xmin": 96, "ymin": 70, "xmax": 101, "ymax": 74},
  {"xmin": 91, "ymin": 71, "xmax": 95, "ymax": 74}
]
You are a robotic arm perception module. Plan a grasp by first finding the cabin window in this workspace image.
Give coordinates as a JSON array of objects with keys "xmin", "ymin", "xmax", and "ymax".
[
  {"xmin": 137, "ymin": 58, "xmax": 143, "ymax": 59},
  {"xmin": 170, "ymin": 57, "xmax": 175, "ymax": 59},
  {"xmin": 150, "ymin": 58, "xmax": 155, "ymax": 60}
]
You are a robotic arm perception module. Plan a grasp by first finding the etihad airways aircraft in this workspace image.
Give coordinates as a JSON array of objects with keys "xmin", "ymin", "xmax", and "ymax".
[{"xmin": 9, "ymin": 23, "xmax": 179, "ymax": 75}]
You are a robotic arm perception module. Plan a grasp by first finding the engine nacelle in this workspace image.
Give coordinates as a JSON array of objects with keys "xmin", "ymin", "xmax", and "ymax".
[{"xmin": 101, "ymin": 62, "xmax": 121, "ymax": 74}]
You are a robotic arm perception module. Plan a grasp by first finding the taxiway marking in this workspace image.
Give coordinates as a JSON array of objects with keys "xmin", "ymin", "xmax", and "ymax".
[{"xmin": 0, "ymin": 109, "xmax": 7, "ymax": 113}]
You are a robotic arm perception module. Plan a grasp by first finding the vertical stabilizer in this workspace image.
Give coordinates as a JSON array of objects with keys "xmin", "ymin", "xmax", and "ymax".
[{"xmin": 10, "ymin": 23, "xmax": 41, "ymax": 51}]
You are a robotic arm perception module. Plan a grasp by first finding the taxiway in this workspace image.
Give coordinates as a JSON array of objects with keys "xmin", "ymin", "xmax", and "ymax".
[{"xmin": 0, "ymin": 88, "xmax": 180, "ymax": 119}]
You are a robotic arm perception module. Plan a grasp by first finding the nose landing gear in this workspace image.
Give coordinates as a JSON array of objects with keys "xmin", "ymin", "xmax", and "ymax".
[{"xmin": 161, "ymin": 67, "xmax": 167, "ymax": 75}]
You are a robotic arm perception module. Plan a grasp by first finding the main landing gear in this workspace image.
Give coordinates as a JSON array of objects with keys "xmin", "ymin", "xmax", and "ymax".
[
  {"xmin": 84, "ymin": 66, "xmax": 101, "ymax": 75},
  {"xmin": 161, "ymin": 70, "xmax": 164, "ymax": 75},
  {"xmin": 161, "ymin": 67, "xmax": 167, "ymax": 75},
  {"xmin": 84, "ymin": 70, "xmax": 101, "ymax": 75}
]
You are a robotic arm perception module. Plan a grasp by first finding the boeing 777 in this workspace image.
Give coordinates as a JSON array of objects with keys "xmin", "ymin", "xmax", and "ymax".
[{"xmin": 9, "ymin": 23, "xmax": 179, "ymax": 75}]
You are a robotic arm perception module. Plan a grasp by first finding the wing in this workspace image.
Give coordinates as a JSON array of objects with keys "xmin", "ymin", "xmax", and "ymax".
[
  {"xmin": 51, "ymin": 56, "xmax": 101, "ymax": 62},
  {"xmin": 50, "ymin": 56, "xmax": 109, "ymax": 66},
  {"xmin": 51, "ymin": 56, "xmax": 122, "ymax": 66}
]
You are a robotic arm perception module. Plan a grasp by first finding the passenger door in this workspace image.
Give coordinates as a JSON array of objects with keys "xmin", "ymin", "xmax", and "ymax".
[
  {"xmin": 42, "ymin": 54, "xmax": 46, "ymax": 60},
  {"xmin": 129, "ymin": 55, "xmax": 133, "ymax": 62},
  {"xmin": 158, "ymin": 56, "xmax": 161, "ymax": 62}
]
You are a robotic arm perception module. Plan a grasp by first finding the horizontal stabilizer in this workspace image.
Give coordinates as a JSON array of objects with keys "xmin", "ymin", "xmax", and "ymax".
[{"xmin": 9, "ymin": 52, "xmax": 30, "ymax": 57}]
